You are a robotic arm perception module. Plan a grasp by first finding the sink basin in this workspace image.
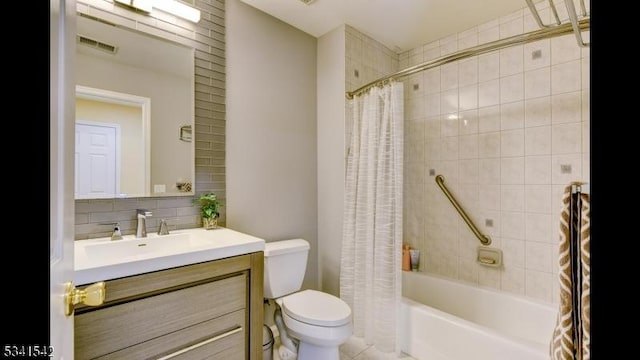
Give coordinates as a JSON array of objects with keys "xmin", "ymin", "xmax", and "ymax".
[
  {"xmin": 74, "ymin": 227, "xmax": 265, "ymax": 285},
  {"xmin": 83, "ymin": 233, "xmax": 207, "ymax": 261}
]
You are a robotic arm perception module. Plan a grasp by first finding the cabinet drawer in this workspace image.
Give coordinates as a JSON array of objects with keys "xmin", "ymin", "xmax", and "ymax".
[
  {"xmin": 76, "ymin": 255, "xmax": 252, "ymax": 310},
  {"xmin": 97, "ymin": 309, "xmax": 245, "ymax": 360},
  {"xmin": 76, "ymin": 274, "xmax": 246, "ymax": 359}
]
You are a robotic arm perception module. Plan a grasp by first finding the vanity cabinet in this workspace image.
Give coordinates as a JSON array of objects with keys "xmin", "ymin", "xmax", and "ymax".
[{"xmin": 74, "ymin": 252, "xmax": 264, "ymax": 359}]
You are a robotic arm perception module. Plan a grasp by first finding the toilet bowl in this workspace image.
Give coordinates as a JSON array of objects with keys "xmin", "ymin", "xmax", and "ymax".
[{"xmin": 264, "ymin": 239, "xmax": 353, "ymax": 360}]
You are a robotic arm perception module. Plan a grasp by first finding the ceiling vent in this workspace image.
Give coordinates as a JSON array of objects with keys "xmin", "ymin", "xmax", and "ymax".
[
  {"xmin": 77, "ymin": 35, "xmax": 118, "ymax": 55},
  {"xmin": 298, "ymin": 0, "xmax": 316, "ymax": 4}
]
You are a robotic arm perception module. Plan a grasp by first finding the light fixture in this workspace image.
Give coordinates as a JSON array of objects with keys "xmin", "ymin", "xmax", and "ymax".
[
  {"xmin": 153, "ymin": 0, "xmax": 201, "ymax": 23},
  {"xmin": 115, "ymin": 0, "xmax": 201, "ymax": 23},
  {"xmin": 115, "ymin": 0, "xmax": 152, "ymax": 13}
]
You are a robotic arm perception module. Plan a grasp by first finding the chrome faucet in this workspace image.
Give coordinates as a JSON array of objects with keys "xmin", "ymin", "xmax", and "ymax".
[{"xmin": 136, "ymin": 209, "xmax": 153, "ymax": 238}]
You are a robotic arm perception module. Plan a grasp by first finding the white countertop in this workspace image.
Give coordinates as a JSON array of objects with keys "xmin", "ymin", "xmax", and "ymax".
[{"xmin": 74, "ymin": 227, "xmax": 265, "ymax": 285}]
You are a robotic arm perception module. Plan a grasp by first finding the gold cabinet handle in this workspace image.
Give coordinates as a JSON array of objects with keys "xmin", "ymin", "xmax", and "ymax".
[{"xmin": 64, "ymin": 281, "xmax": 106, "ymax": 316}]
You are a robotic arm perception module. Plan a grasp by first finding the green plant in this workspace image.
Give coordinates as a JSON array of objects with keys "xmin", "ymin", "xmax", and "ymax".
[{"xmin": 193, "ymin": 192, "xmax": 221, "ymax": 219}]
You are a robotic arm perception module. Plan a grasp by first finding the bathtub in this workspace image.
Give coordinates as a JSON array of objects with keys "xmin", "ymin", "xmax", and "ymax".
[{"xmin": 400, "ymin": 272, "xmax": 557, "ymax": 360}]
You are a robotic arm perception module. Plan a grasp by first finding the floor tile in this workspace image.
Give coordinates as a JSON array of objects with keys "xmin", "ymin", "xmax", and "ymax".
[
  {"xmin": 339, "ymin": 335, "xmax": 370, "ymax": 358},
  {"xmin": 352, "ymin": 346, "xmax": 417, "ymax": 360}
]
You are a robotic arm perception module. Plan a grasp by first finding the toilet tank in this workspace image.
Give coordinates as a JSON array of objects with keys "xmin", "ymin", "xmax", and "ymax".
[{"xmin": 263, "ymin": 239, "xmax": 310, "ymax": 299}]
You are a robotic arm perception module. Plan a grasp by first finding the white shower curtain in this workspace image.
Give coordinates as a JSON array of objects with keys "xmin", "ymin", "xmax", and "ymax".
[{"xmin": 340, "ymin": 82, "xmax": 404, "ymax": 354}]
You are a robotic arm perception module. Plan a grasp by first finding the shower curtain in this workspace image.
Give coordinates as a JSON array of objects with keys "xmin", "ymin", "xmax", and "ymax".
[
  {"xmin": 550, "ymin": 184, "xmax": 590, "ymax": 360},
  {"xmin": 340, "ymin": 82, "xmax": 404, "ymax": 354}
]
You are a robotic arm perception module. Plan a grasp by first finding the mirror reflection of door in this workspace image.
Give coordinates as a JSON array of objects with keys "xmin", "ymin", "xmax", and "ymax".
[
  {"xmin": 75, "ymin": 90, "xmax": 149, "ymax": 198},
  {"xmin": 75, "ymin": 121, "xmax": 120, "ymax": 199}
]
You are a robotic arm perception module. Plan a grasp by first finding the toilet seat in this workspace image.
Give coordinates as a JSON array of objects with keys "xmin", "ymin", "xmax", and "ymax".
[{"xmin": 281, "ymin": 289, "xmax": 351, "ymax": 327}]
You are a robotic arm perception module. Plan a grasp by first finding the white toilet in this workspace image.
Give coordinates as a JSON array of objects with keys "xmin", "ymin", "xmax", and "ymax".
[{"xmin": 264, "ymin": 239, "xmax": 352, "ymax": 360}]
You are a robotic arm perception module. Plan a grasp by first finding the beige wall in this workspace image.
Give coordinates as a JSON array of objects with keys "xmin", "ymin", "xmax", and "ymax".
[
  {"xmin": 226, "ymin": 0, "xmax": 319, "ymax": 290},
  {"xmin": 316, "ymin": 26, "xmax": 346, "ymax": 296}
]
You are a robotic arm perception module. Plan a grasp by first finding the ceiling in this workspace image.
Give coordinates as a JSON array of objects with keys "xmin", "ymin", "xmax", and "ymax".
[
  {"xmin": 239, "ymin": 0, "xmax": 527, "ymax": 52},
  {"xmin": 76, "ymin": 15, "xmax": 192, "ymax": 78}
]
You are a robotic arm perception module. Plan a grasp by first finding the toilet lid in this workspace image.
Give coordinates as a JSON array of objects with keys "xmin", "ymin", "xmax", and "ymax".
[{"xmin": 282, "ymin": 289, "xmax": 351, "ymax": 327}]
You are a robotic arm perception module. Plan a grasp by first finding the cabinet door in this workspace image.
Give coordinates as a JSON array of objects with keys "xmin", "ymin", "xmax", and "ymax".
[{"xmin": 76, "ymin": 274, "xmax": 246, "ymax": 359}]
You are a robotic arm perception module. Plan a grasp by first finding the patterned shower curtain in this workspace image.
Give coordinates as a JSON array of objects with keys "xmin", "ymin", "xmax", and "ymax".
[
  {"xmin": 340, "ymin": 82, "xmax": 404, "ymax": 354},
  {"xmin": 550, "ymin": 184, "xmax": 591, "ymax": 360}
]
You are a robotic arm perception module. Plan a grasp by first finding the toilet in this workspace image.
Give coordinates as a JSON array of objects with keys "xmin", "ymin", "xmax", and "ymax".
[{"xmin": 264, "ymin": 239, "xmax": 352, "ymax": 360}]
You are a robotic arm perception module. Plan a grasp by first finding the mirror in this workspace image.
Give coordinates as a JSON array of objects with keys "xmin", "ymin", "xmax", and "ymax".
[{"xmin": 75, "ymin": 14, "xmax": 195, "ymax": 199}]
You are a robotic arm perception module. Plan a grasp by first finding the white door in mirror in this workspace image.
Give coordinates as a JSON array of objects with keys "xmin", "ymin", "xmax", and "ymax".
[{"xmin": 75, "ymin": 122, "xmax": 119, "ymax": 199}]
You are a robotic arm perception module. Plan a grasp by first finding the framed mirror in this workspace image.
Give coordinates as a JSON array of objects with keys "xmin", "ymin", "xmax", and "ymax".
[{"xmin": 75, "ymin": 14, "xmax": 195, "ymax": 199}]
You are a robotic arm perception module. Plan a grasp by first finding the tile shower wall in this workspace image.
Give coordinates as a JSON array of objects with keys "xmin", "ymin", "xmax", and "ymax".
[
  {"xmin": 344, "ymin": 25, "xmax": 400, "ymax": 156},
  {"xmin": 74, "ymin": 0, "xmax": 226, "ymax": 239},
  {"xmin": 401, "ymin": 1, "xmax": 589, "ymax": 303}
]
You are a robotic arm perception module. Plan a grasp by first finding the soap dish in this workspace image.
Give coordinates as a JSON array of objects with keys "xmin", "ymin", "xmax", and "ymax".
[{"xmin": 476, "ymin": 246, "xmax": 502, "ymax": 268}]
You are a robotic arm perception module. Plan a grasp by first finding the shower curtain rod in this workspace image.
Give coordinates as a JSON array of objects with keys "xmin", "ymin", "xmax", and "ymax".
[{"xmin": 346, "ymin": 18, "xmax": 589, "ymax": 99}]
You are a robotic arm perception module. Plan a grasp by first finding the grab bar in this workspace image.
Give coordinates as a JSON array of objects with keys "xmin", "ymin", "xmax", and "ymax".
[{"xmin": 435, "ymin": 175, "xmax": 491, "ymax": 246}]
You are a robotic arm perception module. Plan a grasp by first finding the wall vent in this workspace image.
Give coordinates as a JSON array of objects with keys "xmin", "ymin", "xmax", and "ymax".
[{"xmin": 77, "ymin": 35, "xmax": 118, "ymax": 55}]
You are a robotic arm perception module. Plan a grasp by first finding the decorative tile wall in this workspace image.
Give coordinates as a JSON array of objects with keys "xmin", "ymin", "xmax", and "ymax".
[
  {"xmin": 74, "ymin": 0, "xmax": 226, "ymax": 239},
  {"xmin": 400, "ymin": 0, "xmax": 589, "ymax": 303},
  {"xmin": 345, "ymin": 25, "xmax": 400, "ymax": 156}
]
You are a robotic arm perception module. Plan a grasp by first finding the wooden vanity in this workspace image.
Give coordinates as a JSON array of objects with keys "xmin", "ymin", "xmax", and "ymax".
[{"xmin": 74, "ymin": 252, "xmax": 264, "ymax": 359}]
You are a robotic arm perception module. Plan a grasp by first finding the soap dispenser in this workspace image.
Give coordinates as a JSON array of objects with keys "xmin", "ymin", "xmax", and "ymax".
[
  {"xmin": 157, "ymin": 219, "xmax": 170, "ymax": 235},
  {"xmin": 111, "ymin": 223, "xmax": 123, "ymax": 240}
]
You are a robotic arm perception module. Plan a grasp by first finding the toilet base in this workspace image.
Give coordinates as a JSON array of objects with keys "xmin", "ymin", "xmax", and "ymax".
[{"xmin": 298, "ymin": 342, "xmax": 339, "ymax": 360}]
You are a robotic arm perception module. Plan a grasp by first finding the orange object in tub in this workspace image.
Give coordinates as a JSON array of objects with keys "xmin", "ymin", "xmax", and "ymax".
[{"xmin": 402, "ymin": 244, "xmax": 412, "ymax": 271}]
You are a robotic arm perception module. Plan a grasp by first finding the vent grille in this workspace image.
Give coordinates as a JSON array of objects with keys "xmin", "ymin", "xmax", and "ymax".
[
  {"xmin": 298, "ymin": 0, "xmax": 316, "ymax": 4},
  {"xmin": 77, "ymin": 35, "xmax": 118, "ymax": 55}
]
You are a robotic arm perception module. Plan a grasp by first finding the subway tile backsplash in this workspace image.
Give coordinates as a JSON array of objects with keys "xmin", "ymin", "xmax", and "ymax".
[{"xmin": 399, "ymin": 3, "xmax": 588, "ymax": 303}]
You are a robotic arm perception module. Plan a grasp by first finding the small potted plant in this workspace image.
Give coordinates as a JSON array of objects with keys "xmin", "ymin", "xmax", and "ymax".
[{"xmin": 193, "ymin": 192, "xmax": 221, "ymax": 230}]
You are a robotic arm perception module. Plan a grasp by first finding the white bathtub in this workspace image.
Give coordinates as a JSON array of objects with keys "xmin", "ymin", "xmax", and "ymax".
[{"xmin": 400, "ymin": 272, "xmax": 557, "ymax": 360}]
